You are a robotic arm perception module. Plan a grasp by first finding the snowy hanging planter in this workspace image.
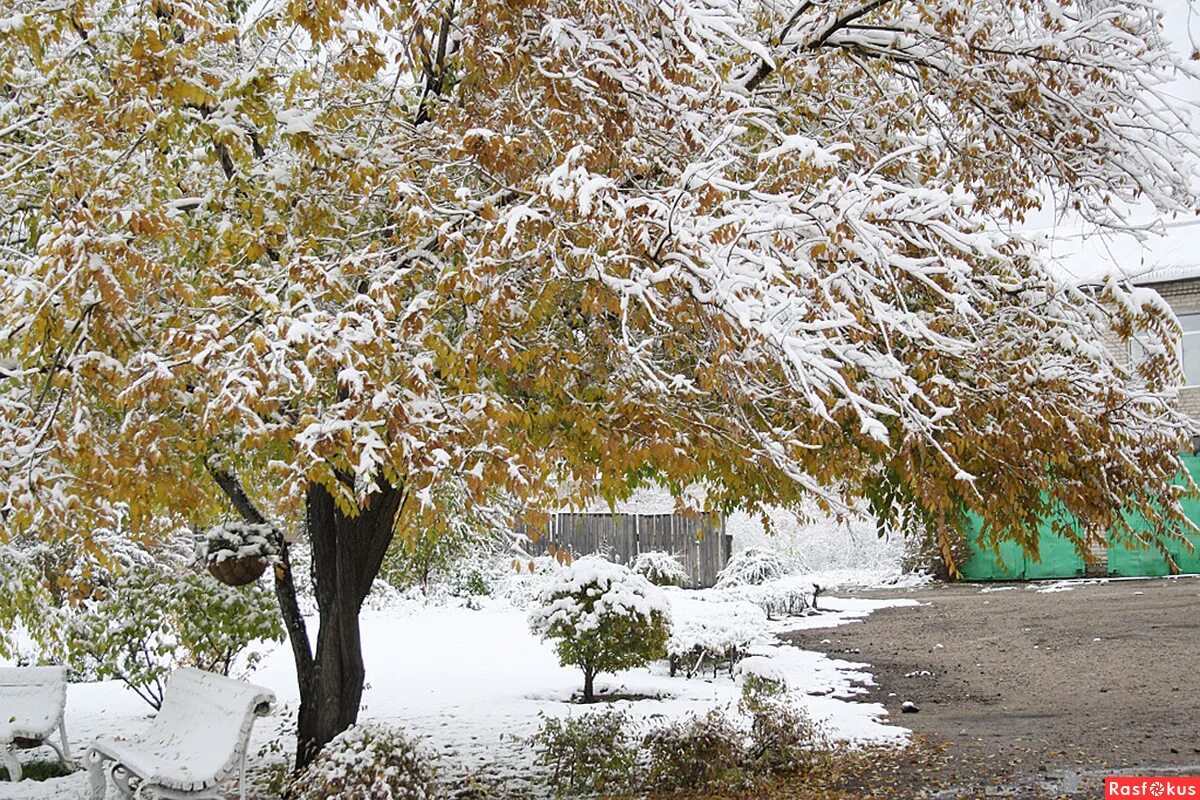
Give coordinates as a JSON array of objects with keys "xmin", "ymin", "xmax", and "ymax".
[{"xmin": 203, "ymin": 521, "xmax": 279, "ymax": 587}]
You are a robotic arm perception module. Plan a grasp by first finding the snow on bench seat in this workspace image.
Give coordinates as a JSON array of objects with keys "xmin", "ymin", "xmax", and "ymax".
[
  {"xmin": 85, "ymin": 668, "xmax": 275, "ymax": 800},
  {"xmin": 0, "ymin": 665, "xmax": 73, "ymax": 782}
]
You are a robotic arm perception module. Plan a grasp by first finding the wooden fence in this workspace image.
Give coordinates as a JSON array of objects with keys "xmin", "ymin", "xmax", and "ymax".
[{"xmin": 519, "ymin": 512, "xmax": 732, "ymax": 588}]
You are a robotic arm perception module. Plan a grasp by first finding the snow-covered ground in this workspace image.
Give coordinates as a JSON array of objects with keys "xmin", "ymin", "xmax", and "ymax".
[{"xmin": 5, "ymin": 589, "xmax": 917, "ymax": 799}]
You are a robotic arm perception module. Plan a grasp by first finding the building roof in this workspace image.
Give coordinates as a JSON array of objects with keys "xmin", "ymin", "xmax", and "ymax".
[
  {"xmin": 1127, "ymin": 263, "xmax": 1200, "ymax": 286},
  {"xmin": 1039, "ymin": 217, "xmax": 1200, "ymax": 288}
]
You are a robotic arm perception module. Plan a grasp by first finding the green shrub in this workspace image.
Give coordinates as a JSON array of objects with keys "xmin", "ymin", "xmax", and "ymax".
[
  {"xmin": 67, "ymin": 563, "xmax": 283, "ymax": 708},
  {"xmin": 643, "ymin": 709, "xmax": 746, "ymax": 793},
  {"xmin": 378, "ymin": 483, "xmax": 488, "ymax": 594},
  {"xmin": 527, "ymin": 556, "xmax": 670, "ymax": 702},
  {"xmin": 455, "ymin": 569, "xmax": 490, "ymax": 598},
  {"xmin": 740, "ymin": 675, "xmax": 826, "ymax": 775},
  {"xmin": 0, "ymin": 546, "xmax": 59, "ymax": 661},
  {"xmin": 529, "ymin": 711, "xmax": 640, "ymax": 797},
  {"xmin": 522, "ymin": 678, "xmax": 831, "ymax": 797},
  {"xmin": 283, "ymin": 725, "xmax": 438, "ymax": 800}
]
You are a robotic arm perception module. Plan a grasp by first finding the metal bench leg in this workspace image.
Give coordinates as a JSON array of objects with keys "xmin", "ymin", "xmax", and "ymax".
[
  {"xmin": 58, "ymin": 719, "xmax": 75, "ymax": 768},
  {"xmin": 85, "ymin": 747, "xmax": 107, "ymax": 799},
  {"xmin": 2, "ymin": 742, "xmax": 21, "ymax": 782},
  {"xmin": 109, "ymin": 761, "xmax": 139, "ymax": 799},
  {"xmin": 43, "ymin": 722, "xmax": 75, "ymax": 771}
]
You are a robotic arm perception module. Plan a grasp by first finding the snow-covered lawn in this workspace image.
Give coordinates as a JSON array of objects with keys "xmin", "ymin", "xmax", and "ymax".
[{"xmin": 6, "ymin": 592, "xmax": 917, "ymax": 799}]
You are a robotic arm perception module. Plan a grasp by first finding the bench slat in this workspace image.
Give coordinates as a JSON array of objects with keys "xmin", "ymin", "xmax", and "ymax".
[
  {"xmin": 88, "ymin": 668, "xmax": 275, "ymax": 794},
  {"xmin": 0, "ymin": 666, "xmax": 67, "ymax": 744}
]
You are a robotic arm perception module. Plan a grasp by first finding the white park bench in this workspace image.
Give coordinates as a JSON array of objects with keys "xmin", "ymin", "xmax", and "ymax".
[
  {"xmin": 0, "ymin": 665, "xmax": 74, "ymax": 782},
  {"xmin": 85, "ymin": 668, "xmax": 275, "ymax": 800}
]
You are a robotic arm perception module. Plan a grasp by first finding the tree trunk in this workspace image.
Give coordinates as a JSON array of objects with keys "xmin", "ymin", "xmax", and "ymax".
[
  {"xmin": 582, "ymin": 666, "xmax": 595, "ymax": 703},
  {"xmin": 209, "ymin": 464, "xmax": 406, "ymax": 770},
  {"xmin": 294, "ymin": 479, "xmax": 405, "ymax": 769}
]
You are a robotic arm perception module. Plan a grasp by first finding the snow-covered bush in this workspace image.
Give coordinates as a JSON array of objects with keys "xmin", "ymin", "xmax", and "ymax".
[
  {"xmin": 725, "ymin": 502, "xmax": 910, "ymax": 575},
  {"xmin": 284, "ymin": 724, "xmax": 438, "ymax": 800},
  {"xmin": 716, "ymin": 547, "xmax": 791, "ymax": 587},
  {"xmin": 67, "ymin": 564, "xmax": 283, "ymax": 708},
  {"xmin": 643, "ymin": 710, "xmax": 746, "ymax": 793},
  {"xmin": 456, "ymin": 569, "xmax": 490, "ymax": 597},
  {"xmin": 491, "ymin": 554, "xmax": 566, "ymax": 608},
  {"xmin": 378, "ymin": 480, "xmax": 509, "ymax": 595},
  {"xmin": 441, "ymin": 549, "xmax": 507, "ymax": 601},
  {"xmin": 530, "ymin": 711, "xmax": 640, "ymax": 797},
  {"xmin": 528, "ymin": 556, "xmax": 670, "ymax": 702},
  {"xmin": 1, "ymin": 512, "xmax": 197, "ymax": 662},
  {"xmin": 203, "ymin": 520, "xmax": 279, "ymax": 564},
  {"xmin": 716, "ymin": 575, "xmax": 813, "ymax": 619},
  {"xmin": 631, "ymin": 551, "xmax": 689, "ymax": 587},
  {"xmin": 667, "ymin": 595, "xmax": 767, "ymax": 678}
]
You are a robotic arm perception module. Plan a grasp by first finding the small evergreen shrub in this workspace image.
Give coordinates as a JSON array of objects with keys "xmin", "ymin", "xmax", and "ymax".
[
  {"xmin": 457, "ymin": 569, "xmax": 490, "ymax": 597},
  {"xmin": 284, "ymin": 725, "xmax": 438, "ymax": 800},
  {"xmin": 643, "ymin": 709, "xmax": 746, "ymax": 792},
  {"xmin": 631, "ymin": 550, "xmax": 689, "ymax": 587},
  {"xmin": 529, "ymin": 711, "xmax": 640, "ymax": 796},
  {"xmin": 528, "ymin": 556, "xmax": 670, "ymax": 702},
  {"xmin": 715, "ymin": 547, "xmax": 791, "ymax": 587}
]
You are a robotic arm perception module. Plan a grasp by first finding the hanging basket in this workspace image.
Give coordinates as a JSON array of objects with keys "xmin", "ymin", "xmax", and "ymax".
[{"xmin": 207, "ymin": 555, "xmax": 268, "ymax": 587}]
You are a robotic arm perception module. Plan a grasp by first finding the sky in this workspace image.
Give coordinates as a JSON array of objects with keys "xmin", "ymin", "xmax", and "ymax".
[{"xmin": 1033, "ymin": 0, "xmax": 1200, "ymax": 283}]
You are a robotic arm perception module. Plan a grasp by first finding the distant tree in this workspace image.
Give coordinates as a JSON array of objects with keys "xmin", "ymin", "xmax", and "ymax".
[
  {"xmin": 378, "ymin": 483, "xmax": 482, "ymax": 593},
  {"xmin": 2, "ymin": 0, "xmax": 1198, "ymax": 767},
  {"xmin": 529, "ymin": 557, "xmax": 671, "ymax": 702}
]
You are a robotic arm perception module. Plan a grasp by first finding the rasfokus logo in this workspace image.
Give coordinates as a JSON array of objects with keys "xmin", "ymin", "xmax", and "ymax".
[{"xmin": 1106, "ymin": 777, "xmax": 1200, "ymax": 798}]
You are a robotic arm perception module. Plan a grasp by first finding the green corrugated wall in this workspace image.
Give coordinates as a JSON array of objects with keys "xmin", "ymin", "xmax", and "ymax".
[
  {"xmin": 1107, "ymin": 454, "xmax": 1200, "ymax": 577},
  {"xmin": 959, "ymin": 508, "xmax": 1086, "ymax": 581},
  {"xmin": 960, "ymin": 455, "xmax": 1200, "ymax": 581}
]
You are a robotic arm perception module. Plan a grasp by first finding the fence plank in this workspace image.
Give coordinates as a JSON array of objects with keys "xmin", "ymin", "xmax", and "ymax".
[{"xmin": 523, "ymin": 512, "xmax": 730, "ymax": 588}]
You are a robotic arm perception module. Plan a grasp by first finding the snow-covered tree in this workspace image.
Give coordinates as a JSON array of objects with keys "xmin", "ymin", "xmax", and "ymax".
[
  {"xmin": 2, "ymin": 0, "xmax": 1199, "ymax": 766},
  {"xmin": 67, "ymin": 563, "xmax": 284, "ymax": 709},
  {"xmin": 529, "ymin": 557, "xmax": 671, "ymax": 702}
]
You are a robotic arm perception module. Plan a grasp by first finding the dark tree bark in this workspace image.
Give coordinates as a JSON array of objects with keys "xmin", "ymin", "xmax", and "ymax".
[
  {"xmin": 582, "ymin": 665, "xmax": 596, "ymax": 704},
  {"xmin": 295, "ymin": 479, "xmax": 405, "ymax": 768},
  {"xmin": 207, "ymin": 466, "xmax": 315, "ymax": 698},
  {"xmin": 209, "ymin": 464, "xmax": 405, "ymax": 770}
]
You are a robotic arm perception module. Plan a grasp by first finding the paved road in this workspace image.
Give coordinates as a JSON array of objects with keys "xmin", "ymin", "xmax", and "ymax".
[{"xmin": 786, "ymin": 577, "xmax": 1200, "ymax": 797}]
